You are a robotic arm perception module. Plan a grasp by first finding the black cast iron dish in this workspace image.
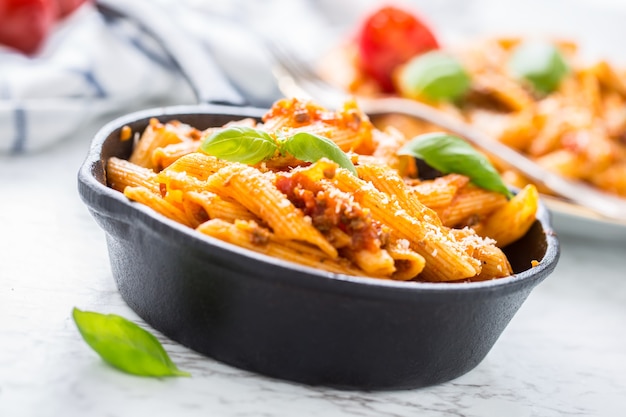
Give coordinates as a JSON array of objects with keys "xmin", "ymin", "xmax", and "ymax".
[{"xmin": 78, "ymin": 104, "xmax": 560, "ymax": 390}]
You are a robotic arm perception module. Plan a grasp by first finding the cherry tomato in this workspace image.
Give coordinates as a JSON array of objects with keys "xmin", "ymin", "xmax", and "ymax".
[
  {"xmin": 55, "ymin": 0, "xmax": 88, "ymax": 19},
  {"xmin": 0, "ymin": 0, "xmax": 56, "ymax": 55},
  {"xmin": 356, "ymin": 5, "xmax": 439, "ymax": 92},
  {"xmin": 0, "ymin": 0, "xmax": 89, "ymax": 55}
]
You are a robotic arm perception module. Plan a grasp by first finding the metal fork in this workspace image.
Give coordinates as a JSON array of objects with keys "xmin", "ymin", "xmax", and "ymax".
[{"xmin": 266, "ymin": 38, "xmax": 626, "ymax": 222}]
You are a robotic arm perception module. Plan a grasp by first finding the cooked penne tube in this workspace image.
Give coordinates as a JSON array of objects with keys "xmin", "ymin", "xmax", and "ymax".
[
  {"xmin": 386, "ymin": 239, "xmax": 426, "ymax": 281},
  {"xmin": 408, "ymin": 180, "xmax": 458, "ymax": 209},
  {"xmin": 129, "ymin": 119, "xmax": 184, "ymax": 169},
  {"xmin": 324, "ymin": 227, "xmax": 351, "ymax": 249},
  {"xmin": 370, "ymin": 126, "xmax": 408, "ymax": 170},
  {"xmin": 496, "ymin": 110, "xmax": 539, "ymax": 151},
  {"xmin": 471, "ymin": 72, "xmax": 534, "ymax": 112},
  {"xmin": 438, "ymin": 186, "xmax": 508, "ymax": 228},
  {"xmin": 334, "ymin": 32, "xmax": 626, "ymax": 199},
  {"xmin": 156, "ymin": 169, "xmax": 207, "ymax": 193},
  {"xmin": 197, "ymin": 219, "xmax": 365, "ymax": 276},
  {"xmin": 477, "ymin": 184, "xmax": 539, "ymax": 247},
  {"xmin": 356, "ymin": 163, "xmax": 443, "ymax": 226},
  {"xmin": 152, "ymin": 141, "xmax": 201, "ymax": 171},
  {"xmin": 406, "ymin": 174, "xmax": 471, "ymax": 211},
  {"xmin": 592, "ymin": 60, "xmax": 626, "ymax": 96},
  {"xmin": 450, "ymin": 228, "xmax": 512, "ymax": 280},
  {"xmin": 535, "ymin": 149, "xmax": 586, "ymax": 179},
  {"xmin": 183, "ymin": 190, "xmax": 259, "ymax": 225},
  {"xmin": 161, "ymin": 152, "xmax": 229, "ymax": 180},
  {"xmin": 343, "ymin": 247, "xmax": 396, "ymax": 277},
  {"xmin": 124, "ymin": 186, "xmax": 191, "ymax": 227},
  {"xmin": 589, "ymin": 162, "xmax": 626, "ymax": 197},
  {"xmin": 576, "ymin": 68, "xmax": 602, "ymax": 117},
  {"xmin": 107, "ymin": 157, "xmax": 159, "ymax": 193},
  {"xmin": 471, "ymin": 244, "xmax": 513, "ymax": 281},
  {"xmin": 262, "ymin": 98, "xmax": 375, "ymax": 154}
]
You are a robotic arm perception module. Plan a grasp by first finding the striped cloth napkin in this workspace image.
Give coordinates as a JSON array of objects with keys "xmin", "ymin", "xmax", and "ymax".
[
  {"xmin": 0, "ymin": 4, "xmax": 193, "ymax": 153},
  {"xmin": 0, "ymin": 0, "xmax": 294, "ymax": 154},
  {"xmin": 0, "ymin": 0, "xmax": 370, "ymax": 154}
]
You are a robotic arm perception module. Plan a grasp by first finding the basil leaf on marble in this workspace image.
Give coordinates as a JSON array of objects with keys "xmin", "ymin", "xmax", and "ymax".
[
  {"xmin": 72, "ymin": 307, "xmax": 190, "ymax": 377},
  {"xmin": 399, "ymin": 133, "xmax": 513, "ymax": 198},
  {"xmin": 200, "ymin": 126, "xmax": 278, "ymax": 164},
  {"xmin": 281, "ymin": 132, "xmax": 357, "ymax": 175}
]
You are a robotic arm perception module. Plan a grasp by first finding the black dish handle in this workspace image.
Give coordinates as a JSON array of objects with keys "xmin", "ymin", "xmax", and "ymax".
[{"xmin": 95, "ymin": 0, "xmax": 247, "ymax": 107}]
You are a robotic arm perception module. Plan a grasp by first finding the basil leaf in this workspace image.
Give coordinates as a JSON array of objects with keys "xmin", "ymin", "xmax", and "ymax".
[
  {"xmin": 398, "ymin": 133, "xmax": 513, "ymax": 198},
  {"xmin": 72, "ymin": 308, "xmax": 190, "ymax": 377},
  {"xmin": 508, "ymin": 41, "xmax": 569, "ymax": 94},
  {"xmin": 200, "ymin": 126, "xmax": 277, "ymax": 164},
  {"xmin": 398, "ymin": 51, "xmax": 470, "ymax": 102},
  {"xmin": 281, "ymin": 132, "xmax": 357, "ymax": 175}
]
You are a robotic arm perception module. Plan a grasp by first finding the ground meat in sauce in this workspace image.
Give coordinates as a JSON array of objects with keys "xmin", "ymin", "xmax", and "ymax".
[
  {"xmin": 344, "ymin": 110, "xmax": 362, "ymax": 131},
  {"xmin": 393, "ymin": 259, "xmax": 412, "ymax": 276},
  {"xmin": 250, "ymin": 226, "xmax": 270, "ymax": 245},
  {"xmin": 293, "ymin": 109, "xmax": 310, "ymax": 124},
  {"xmin": 275, "ymin": 172, "xmax": 383, "ymax": 252}
]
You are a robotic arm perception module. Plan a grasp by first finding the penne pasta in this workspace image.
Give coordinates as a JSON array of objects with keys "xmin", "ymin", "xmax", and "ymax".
[
  {"xmin": 152, "ymin": 141, "xmax": 201, "ymax": 171},
  {"xmin": 471, "ymin": 71, "xmax": 534, "ymax": 112},
  {"xmin": 450, "ymin": 228, "xmax": 512, "ymax": 280},
  {"xmin": 331, "ymin": 33, "xmax": 626, "ymax": 199},
  {"xmin": 407, "ymin": 179, "xmax": 458, "ymax": 209},
  {"xmin": 471, "ymin": 244, "xmax": 513, "ymax": 281},
  {"xmin": 108, "ymin": 97, "xmax": 538, "ymax": 282},
  {"xmin": 182, "ymin": 190, "xmax": 259, "ymax": 225},
  {"xmin": 330, "ymin": 167, "xmax": 482, "ymax": 282},
  {"xmin": 161, "ymin": 152, "xmax": 229, "ymax": 180},
  {"xmin": 197, "ymin": 219, "xmax": 365, "ymax": 276},
  {"xmin": 124, "ymin": 186, "xmax": 191, "ymax": 227},
  {"xmin": 107, "ymin": 157, "xmax": 159, "ymax": 193},
  {"xmin": 262, "ymin": 98, "xmax": 375, "ymax": 154},
  {"xmin": 204, "ymin": 164, "xmax": 338, "ymax": 258},
  {"xmin": 356, "ymin": 163, "xmax": 444, "ymax": 227},
  {"xmin": 386, "ymin": 239, "xmax": 426, "ymax": 281},
  {"xmin": 129, "ymin": 119, "xmax": 185, "ymax": 169},
  {"xmin": 477, "ymin": 184, "xmax": 539, "ymax": 248},
  {"xmin": 437, "ymin": 186, "xmax": 508, "ymax": 228},
  {"xmin": 344, "ymin": 247, "xmax": 395, "ymax": 277}
]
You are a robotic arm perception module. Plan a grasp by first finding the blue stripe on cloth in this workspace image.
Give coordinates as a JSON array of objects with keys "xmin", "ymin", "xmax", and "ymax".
[
  {"xmin": 127, "ymin": 35, "xmax": 178, "ymax": 70},
  {"xmin": 99, "ymin": 9, "xmax": 177, "ymax": 71},
  {"xmin": 11, "ymin": 107, "xmax": 27, "ymax": 154},
  {"xmin": 67, "ymin": 68, "xmax": 107, "ymax": 98}
]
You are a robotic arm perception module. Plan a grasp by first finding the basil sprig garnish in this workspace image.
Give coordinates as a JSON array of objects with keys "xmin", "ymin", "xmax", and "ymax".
[
  {"xmin": 73, "ymin": 308, "xmax": 190, "ymax": 377},
  {"xmin": 201, "ymin": 127, "xmax": 357, "ymax": 175},
  {"xmin": 281, "ymin": 132, "xmax": 357, "ymax": 175},
  {"xmin": 399, "ymin": 133, "xmax": 513, "ymax": 198},
  {"xmin": 200, "ymin": 126, "xmax": 278, "ymax": 165}
]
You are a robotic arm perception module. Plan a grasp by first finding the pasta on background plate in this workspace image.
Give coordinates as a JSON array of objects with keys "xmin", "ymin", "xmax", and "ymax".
[
  {"xmin": 322, "ymin": 25, "xmax": 626, "ymax": 199},
  {"xmin": 106, "ymin": 98, "xmax": 539, "ymax": 283}
]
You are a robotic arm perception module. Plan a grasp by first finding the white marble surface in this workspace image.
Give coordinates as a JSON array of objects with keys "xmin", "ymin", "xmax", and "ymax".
[{"xmin": 1, "ymin": 114, "xmax": 625, "ymax": 417}]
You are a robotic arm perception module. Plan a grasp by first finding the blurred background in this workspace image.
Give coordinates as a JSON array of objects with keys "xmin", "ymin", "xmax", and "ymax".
[{"xmin": 2, "ymin": 0, "xmax": 626, "ymax": 154}]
